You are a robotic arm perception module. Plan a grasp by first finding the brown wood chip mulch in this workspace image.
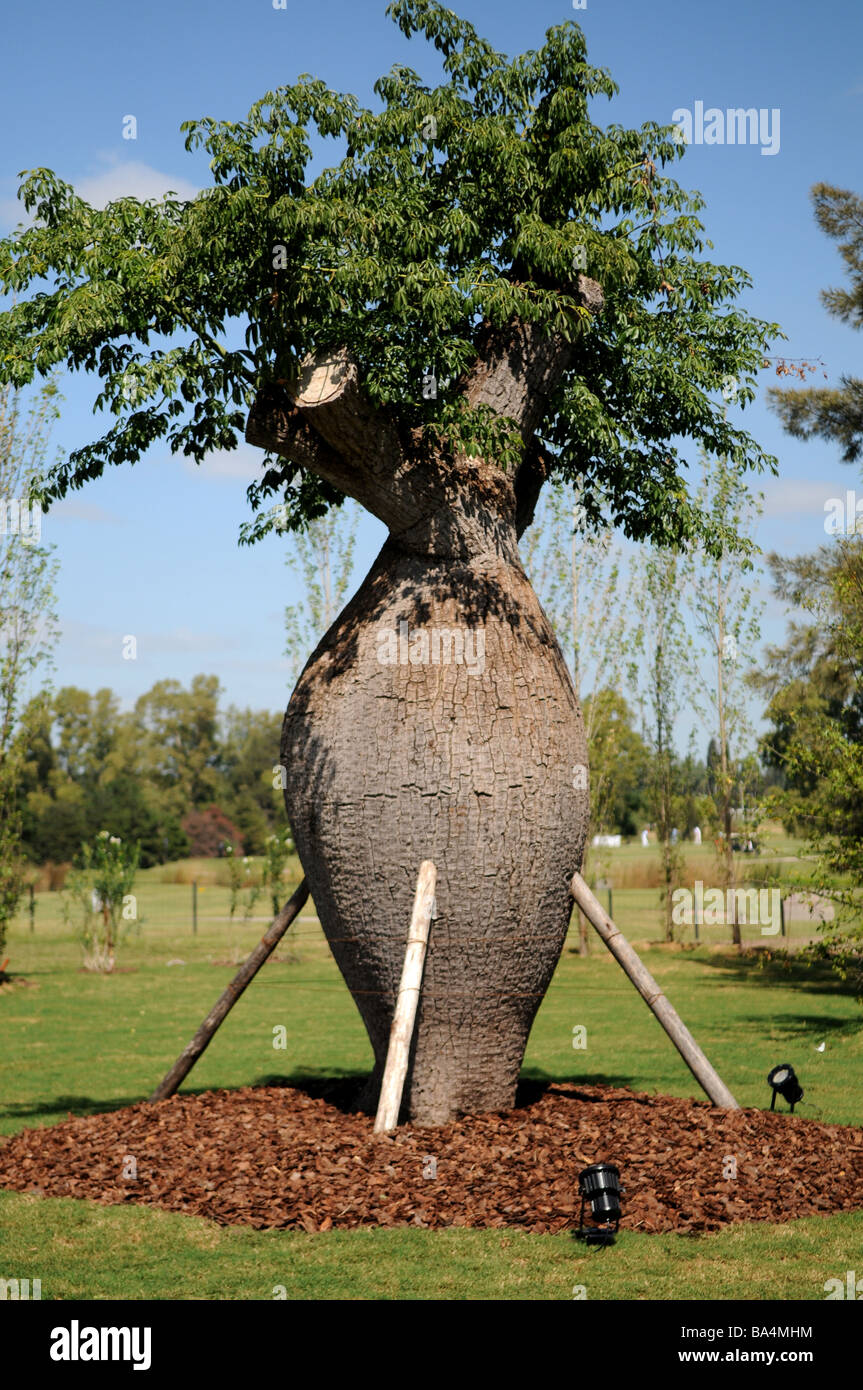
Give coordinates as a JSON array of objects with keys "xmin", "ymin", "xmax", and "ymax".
[{"xmin": 1, "ymin": 1081, "xmax": 861, "ymax": 1235}]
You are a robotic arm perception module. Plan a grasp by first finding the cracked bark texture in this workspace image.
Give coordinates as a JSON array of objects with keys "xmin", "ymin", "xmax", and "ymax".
[
  {"xmin": 248, "ymin": 277, "xmax": 600, "ymax": 1125},
  {"xmin": 282, "ymin": 534, "xmax": 588, "ymax": 1124}
]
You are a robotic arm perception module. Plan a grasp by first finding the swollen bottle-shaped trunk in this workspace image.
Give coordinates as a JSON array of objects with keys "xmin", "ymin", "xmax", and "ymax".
[{"xmin": 282, "ymin": 501, "xmax": 589, "ymax": 1125}]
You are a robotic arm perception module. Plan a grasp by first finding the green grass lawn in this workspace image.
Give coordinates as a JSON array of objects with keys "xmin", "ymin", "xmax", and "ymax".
[
  {"xmin": 2, "ymin": 1192, "xmax": 860, "ymax": 1301},
  {"xmin": 1, "ymin": 855, "xmax": 861, "ymax": 1300}
]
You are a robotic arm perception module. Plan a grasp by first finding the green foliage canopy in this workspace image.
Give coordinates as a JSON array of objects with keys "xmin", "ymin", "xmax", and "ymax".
[{"xmin": 0, "ymin": 1, "xmax": 778, "ymax": 551}]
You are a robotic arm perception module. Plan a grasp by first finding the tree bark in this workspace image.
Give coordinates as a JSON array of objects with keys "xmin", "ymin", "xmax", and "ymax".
[
  {"xmin": 280, "ymin": 527, "xmax": 588, "ymax": 1124},
  {"xmin": 248, "ymin": 281, "xmax": 601, "ymax": 1125}
]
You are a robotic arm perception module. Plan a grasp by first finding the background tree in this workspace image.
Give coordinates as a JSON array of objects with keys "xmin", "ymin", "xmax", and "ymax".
[
  {"xmin": 283, "ymin": 503, "xmax": 359, "ymax": 689},
  {"xmin": 581, "ymin": 687, "xmax": 650, "ymax": 840},
  {"xmin": 755, "ymin": 544, "xmax": 863, "ymax": 817},
  {"xmin": 678, "ymin": 742, "xmax": 717, "ymax": 838},
  {"xmin": 218, "ymin": 704, "xmax": 286, "ymax": 854},
  {"xmin": 129, "ymin": 676, "xmax": 223, "ymax": 821},
  {"xmin": 52, "ymin": 686, "xmax": 121, "ymax": 785},
  {"xmin": 629, "ymin": 545, "xmax": 688, "ymax": 940},
  {"xmin": 684, "ymin": 450, "xmax": 763, "ymax": 945},
  {"xmin": 14, "ymin": 680, "xmax": 285, "ymax": 864},
  {"xmin": 0, "ymin": 382, "xmax": 59, "ymax": 972},
  {"xmin": 523, "ymin": 482, "xmax": 640, "ymax": 950},
  {"xmin": 759, "ymin": 180, "xmax": 863, "ymax": 985},
  {"xmin": 523, "ymin": 482, "xmax": 634, "ymax": 830},
  {"xmin": 768, "ymin": 185, "xmax": 863, "ymax": 464},
  {"xmin": 0, "ymin": 2, "xmax": 778, "ymax": 1120},
  {"xmin": 17, "ymin": 685, "xmax": 188, "ymax": 866},
  {"xmin": 755, "ymin": 538, "xmax": 863, "ymax": 990}
]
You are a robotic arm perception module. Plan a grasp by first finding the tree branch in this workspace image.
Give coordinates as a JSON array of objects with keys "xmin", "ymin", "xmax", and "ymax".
[
  {"xmin": 287, "ymin": 349, "xmax": 403, "ymax": 474},
  {"xmin": 247, "ymin": 352, "xmax": 426, "ymax": 533},
  {"xmin": 513, "ymin": 437, "xmax": 553, "ymax": 539},
  {"xmin": 245, "ymin": 381, "xmax": 355, "ymax": 489},
  {"xmin": 460, "ymin": 274, "xmax": 604, "ymax": 440}
]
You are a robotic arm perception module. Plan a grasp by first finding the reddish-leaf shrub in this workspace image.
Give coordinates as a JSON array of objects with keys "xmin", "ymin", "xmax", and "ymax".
[{"xmin": 181, "ymin": 806, "xmax": 244, "ymax": 858}]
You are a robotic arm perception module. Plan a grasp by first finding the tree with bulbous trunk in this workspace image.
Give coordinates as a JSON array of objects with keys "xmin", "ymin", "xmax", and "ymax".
[{"xmin": 0, "ymin": 2, "xmax": 778, "ymax": 1120}]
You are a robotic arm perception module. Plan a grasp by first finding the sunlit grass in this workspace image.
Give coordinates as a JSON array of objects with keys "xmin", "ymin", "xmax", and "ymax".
[
  {"xmin": 1, "ymin": 841, "xmax": 860, "ymax": 1299},
  {"xmin": 1, "ymin": 1191, "xmax": 860, "ymax": 1301}
]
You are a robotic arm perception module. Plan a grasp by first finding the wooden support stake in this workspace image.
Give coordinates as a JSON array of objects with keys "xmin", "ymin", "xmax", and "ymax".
[
  {"xmin": 570, "ymin": 871, "xmax": 740, "ymax": 1110},
  {"xmin": 149, "ymin": 878, "xmax": 309, "ymax": 1103},
  {"xmin": 374, "ymin": 861, "xmax": 437, "ymax": 1134}
]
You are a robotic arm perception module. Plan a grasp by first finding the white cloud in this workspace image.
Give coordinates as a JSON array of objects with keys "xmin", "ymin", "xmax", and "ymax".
[
  {"xmin": 182, "ymin": 445, "xmax": 264, "ymax": 482},
  {"xmin": 0, "ymin": 159, "xmax": 199, "ymax": 231},
  {"xmin": 58, "ymin": 619, "xmax": 242, "ymax": 659},
  {"xmin": 145, "ymin": 626, "xmax": 244, "ymax": 656},
  {"xmin": 760, "ymin": 477, "xmax": 851, "ymax": 518},
  {"xmin": 219, "ymin": 655, "xmax": 294, "ymax": 675},
  {"xmin": 51, "ymin": 499, "xmax": 125, "ymax": 525},
  {"xmin": 74, "ymin": 158, "xmax": 199, "ymax": 209}
]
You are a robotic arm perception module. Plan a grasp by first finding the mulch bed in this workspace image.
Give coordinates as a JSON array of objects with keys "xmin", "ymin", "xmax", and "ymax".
[{"xmin": 1, "ymin": 1080, "xmax": 862, "ymax": 1235}]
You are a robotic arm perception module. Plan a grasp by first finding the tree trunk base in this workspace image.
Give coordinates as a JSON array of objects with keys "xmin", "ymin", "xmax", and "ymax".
[{"xmin": 283, "ymin": 537, "xmax": 589, "ymax": 1125}]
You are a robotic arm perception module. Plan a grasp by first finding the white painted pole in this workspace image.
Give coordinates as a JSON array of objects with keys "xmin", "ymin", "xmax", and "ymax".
[{"xmin": 374, "ymin": 861, "xmax": 437, "ymax": 1134}]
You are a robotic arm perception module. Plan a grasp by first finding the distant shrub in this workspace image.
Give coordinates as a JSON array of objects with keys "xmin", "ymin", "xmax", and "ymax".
[
  {"xmin": 262, "ymin": 832, "xmax": 295, "ymax": 916},
  {"xmin": 181, "ymin": 806, "xmax": 244, "ymax": 858},
  {"xmin": 225, "ymin": 844, "xmax": 262, "ymax": 924},
  {"xmin": 62, "ymin": 832, "xmax": 140, "ymax": 973}
]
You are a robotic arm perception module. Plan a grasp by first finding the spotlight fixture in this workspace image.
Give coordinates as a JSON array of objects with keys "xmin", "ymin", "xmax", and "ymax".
[
  {"xmin": 576, "ymin": 1163, "xmax": 621, "ymax": 1244},
  {"xmin": 767, "ymin": 1063, "xmax": 803, "ymax": 1113}
]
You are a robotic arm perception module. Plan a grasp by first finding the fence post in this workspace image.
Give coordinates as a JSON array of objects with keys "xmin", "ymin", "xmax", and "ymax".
[
  {"xmin": 192, "ymin": 881, "xmax": 198, "ymax": 936},
  {"xmin": 29, "ymin": 883, "xmax": 35, "ymax": 933}
]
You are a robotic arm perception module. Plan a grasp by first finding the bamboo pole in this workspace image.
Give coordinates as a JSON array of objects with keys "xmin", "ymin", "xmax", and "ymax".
[
  {"xmin": 570, "ymin": 871, "xmax": 740, "ymax": 1110},
  {"xmin": 149, "ymin": 878, "xmax": 309, "ymax": 1103},
  {"xmin": 374, "ymin": 861, "xmax": 437, "ymax": 1134}
]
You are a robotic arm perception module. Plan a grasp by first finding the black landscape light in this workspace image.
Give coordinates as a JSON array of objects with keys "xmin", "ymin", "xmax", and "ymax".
[
  {"xmin": 767, "ymin": 1063, "xmax": 804, "ymax": 1113},
  {"xmin": 576, "ymin": 1163, "xmax": 621, "ymax": 1244}
]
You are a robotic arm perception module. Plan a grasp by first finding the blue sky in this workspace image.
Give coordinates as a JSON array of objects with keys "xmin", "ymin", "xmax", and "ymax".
[{"xmin": 1, "ymin": 0, "xmax": 861, "ymax": 731}]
